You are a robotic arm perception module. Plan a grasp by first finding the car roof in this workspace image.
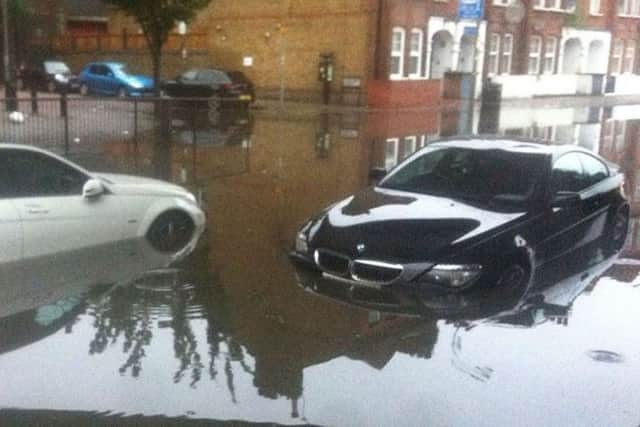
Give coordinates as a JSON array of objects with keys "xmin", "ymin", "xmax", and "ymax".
[{"xmin": 428, "ymin": 135, "xmax": 600, "ymax": 160}]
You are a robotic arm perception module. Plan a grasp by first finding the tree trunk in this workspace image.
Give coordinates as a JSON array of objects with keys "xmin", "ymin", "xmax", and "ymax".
[{"xmin": 151, "ymin": 44, "xmax": 162, "ymax": 97}]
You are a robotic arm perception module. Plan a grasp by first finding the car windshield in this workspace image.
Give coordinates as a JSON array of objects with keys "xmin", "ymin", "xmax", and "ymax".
[
  {"xmin": 379, "ymin": 145, "xmax": 547, "ymax": 207},
  {"xmin": 44, "ymin": 61, "xmax": 70, "ymax": 74},
  {"xmin": 113, "ymin": 64, "xmax": 133, "ymax": 77}
]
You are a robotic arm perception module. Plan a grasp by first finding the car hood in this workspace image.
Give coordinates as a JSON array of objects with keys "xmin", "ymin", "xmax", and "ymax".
[
  {"xmin": 94, "ymin": 172, "xmax": 193, "ymax": 199},
  {"xmin": 309, "ymin": 187, "xmax": 525, "ymax": 263}
]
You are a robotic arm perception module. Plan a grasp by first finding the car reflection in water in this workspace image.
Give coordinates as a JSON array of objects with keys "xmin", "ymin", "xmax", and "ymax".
[
  {"xmin": 296, "ymin": 230, "xmax": 622, "ymax": 382},
  {"xmin": 0, "ymin": 235, "xmax": 202, "ymax": 355}
]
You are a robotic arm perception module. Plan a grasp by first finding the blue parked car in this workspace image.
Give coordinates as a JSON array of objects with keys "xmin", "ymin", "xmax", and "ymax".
[{"xmin": 79, "ymin": 62, "xmax": 154, "ymax": 97}]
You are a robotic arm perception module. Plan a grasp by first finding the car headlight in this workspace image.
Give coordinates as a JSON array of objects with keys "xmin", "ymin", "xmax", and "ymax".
[
  {"xmin": 295, "ymin": 232, "xmax": 309, "ymax": 254},
  {"xmin": 422, "ymin": 264, "xmax": 483, "ymax": 289},
  {"xmin": 54, "ymin": 73, "xmax": 68, "ymax": 83}
]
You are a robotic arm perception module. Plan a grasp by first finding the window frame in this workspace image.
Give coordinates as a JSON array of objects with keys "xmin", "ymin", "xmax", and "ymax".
[
  {"xmin": 488, "ymin": 33, "xmax": 501, "ymax": 76},
  {"xmin": 500, "ymin": 34, "xmax": 514, "ymax": 75},
  {"xmin": 528, "ymin": 36, "xmax": 542, "ymax": 75},
  {"xmin": 543, "ymin": 37, "xmax": 557, "ymax": 74},
  {"xmin": 408, "ymin": 29, "xmax": 424, "ymax": 79},
  {"xmin": 590, "ymin": 0, "xmax": 602, "ymax": 14},
  {"xmin": 611, "ymin": 39, "xmax": 624, "ymax": 75},
  {"xmin": 623, "ymin": 41, "xmax": 636, "ymax": 74},
  {"xmin": 390, "ymin": 27, "xmax": 406, "ymax": 80}
]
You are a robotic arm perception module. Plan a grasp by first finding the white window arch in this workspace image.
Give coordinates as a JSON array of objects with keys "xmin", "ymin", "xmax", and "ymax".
[
  {"xmin": 390, "ymin": 27, "xmax": 406, "ymax": 80},
  {"xmin": 408, "ymin": 29, "xmax": 424, "ymax": 79}
]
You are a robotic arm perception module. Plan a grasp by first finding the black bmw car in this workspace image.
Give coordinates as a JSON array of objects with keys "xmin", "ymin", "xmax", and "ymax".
[{"xmin": 290, "ymin": 137, "xmax": 629, "ymax": 294}]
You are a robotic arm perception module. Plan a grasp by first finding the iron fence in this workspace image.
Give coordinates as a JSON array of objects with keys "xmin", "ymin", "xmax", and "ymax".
[{"xmin": 0, "ymin": 95, "xmax": 254, "ymax": 158}]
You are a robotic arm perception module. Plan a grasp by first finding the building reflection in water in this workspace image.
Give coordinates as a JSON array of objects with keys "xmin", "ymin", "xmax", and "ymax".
[{"xmin": 5, "ymin": 102, "xmax": 640, "ymax": 424}]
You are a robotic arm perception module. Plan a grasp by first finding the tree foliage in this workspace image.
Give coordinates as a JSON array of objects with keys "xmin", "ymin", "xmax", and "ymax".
[{"xmin": 104, "ymin": 0, "xmax": 212, "ymax": 90}]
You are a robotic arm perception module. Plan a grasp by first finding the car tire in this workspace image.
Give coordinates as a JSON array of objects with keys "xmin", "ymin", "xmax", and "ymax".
[
  {"xmin": 117, "ymin": 87, "xmax": 128, "ymax": 98},
  {"xmin": 146, "ymin": 210, "xmax": 195, "ymax": 253},
  {"xmin": 607, "ymin": 205, "xmax": 629, "ymax": 254},
  {"xmin": 80, "ymin": 83, "xmax": 89, "ymax": 96},
  {"xmin": 47, "ymin": 81, "xmax": 56, "ymax": 93}
]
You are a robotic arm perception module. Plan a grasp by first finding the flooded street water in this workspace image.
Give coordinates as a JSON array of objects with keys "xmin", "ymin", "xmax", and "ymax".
[{"xmin": 3, "ymin": 102, "xmax": 640, "ymax": 426}]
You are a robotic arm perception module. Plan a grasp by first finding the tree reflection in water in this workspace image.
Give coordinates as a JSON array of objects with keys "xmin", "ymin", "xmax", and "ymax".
[{"xmin": 86, "ymin": 251, "xmax": 252, "ymax": 402}]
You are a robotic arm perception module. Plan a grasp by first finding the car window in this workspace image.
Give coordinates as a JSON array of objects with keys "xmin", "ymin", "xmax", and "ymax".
[
  {"xmin": 44, "ymin": 61, "xmax": 70, "ymax": 74},
  {"xmin": 211, "ymin": 71, "xmax": 232, "ymax": 84},
  {"xmin": 579, "ymin": 153, "xmax": 609, "ymax": 188},
  {"xmin": 197, "ymin": 70, "xmax": 216, "ymax": 83},
  {"xmin": 181, "ymin": 70, "xmax": 198, "ymax": 81},
  {"xmin": 102, "ymin": 65, "xmax": 115, "ymax": 77},
  {"xmin": 88, "ymin": 65, "xmax": 101, "ymax": 75},
  {"xmin": 2, "ymin": 149, "xmax": 88, "ymax": 198},
  {"xmin": 551, "ymin": 153, "xmax": 588, "ymax": 193},
  {"xmin": 380, "ymin": 146, "xmax": 546, "ymax": 205}
]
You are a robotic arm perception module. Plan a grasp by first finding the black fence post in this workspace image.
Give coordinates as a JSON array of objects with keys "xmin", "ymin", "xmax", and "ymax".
[
  {"xmin": 61, "ymin": 89, "xmax": 70, "ymax": 154},
  {"xmin": 133, "ymin": 98, "xmax": 138, "ymax": 147},
  {"xmin": 30, "ymin": 83, "xmax": 38, "ymax": 115}
]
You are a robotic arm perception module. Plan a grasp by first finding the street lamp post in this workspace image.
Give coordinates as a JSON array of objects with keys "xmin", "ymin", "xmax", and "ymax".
[{"xmin": 1, "ymin": 0, "xmax": 17, "ymax": 111}]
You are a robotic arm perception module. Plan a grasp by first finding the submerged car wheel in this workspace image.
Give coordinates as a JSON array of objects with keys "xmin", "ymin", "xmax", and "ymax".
[
  {"xmin": 146, "ymin": 210, "xmax": 195, "ymax": 253},
  {"xmin": 608, "ymin": 206, "xmax": 629, "ymax": 253}
]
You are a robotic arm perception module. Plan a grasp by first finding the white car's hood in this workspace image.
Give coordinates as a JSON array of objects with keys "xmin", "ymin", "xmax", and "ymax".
[{"xmin": 95, "ymin": 172, "xmax": 194, "ymax": 199}]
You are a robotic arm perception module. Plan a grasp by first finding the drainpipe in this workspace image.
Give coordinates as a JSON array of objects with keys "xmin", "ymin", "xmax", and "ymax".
[{"xmin": 373, "ymin": 0, "xmax": 383, "ymax": 80}]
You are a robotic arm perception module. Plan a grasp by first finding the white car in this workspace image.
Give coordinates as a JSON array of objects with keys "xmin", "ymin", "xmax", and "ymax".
[{"xmin": 0, "ymin": 144, "xmax": 206, "ymax": 265}]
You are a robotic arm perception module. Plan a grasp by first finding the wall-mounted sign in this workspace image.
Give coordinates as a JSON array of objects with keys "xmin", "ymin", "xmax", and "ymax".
[
  {"xmin": 458, "ymin": 0, "xmax": 484, "ymax": 20},
  {"xmin": 243, "ymin": 56, "xmax": 253, "ymax": 67}
]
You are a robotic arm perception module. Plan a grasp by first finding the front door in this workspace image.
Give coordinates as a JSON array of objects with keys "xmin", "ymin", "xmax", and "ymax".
[{"xmin": 5, "ymin": 148, "xmax": 125, "ymax": 260}]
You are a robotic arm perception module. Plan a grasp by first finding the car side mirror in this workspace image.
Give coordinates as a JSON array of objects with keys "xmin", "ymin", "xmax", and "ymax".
[
  {"xmin": 83, "ymin": 179, "xmax": 104, "ymax": 198},
  {"xmin": 551, "ymin": 191, "xmax": 581, "ymax": 209},
  {"xmin": 369, "ymin": 167, "xmax": 387, "ymax": 182}
]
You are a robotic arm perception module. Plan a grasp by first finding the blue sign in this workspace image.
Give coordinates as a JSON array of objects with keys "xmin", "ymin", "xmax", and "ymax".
[{"xmin": 458, "ymin": 0, "xmax": 484, "ymax": 20}]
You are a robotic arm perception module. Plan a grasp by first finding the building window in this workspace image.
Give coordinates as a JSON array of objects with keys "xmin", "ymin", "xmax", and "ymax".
[
  {"xmin": 543, "ymin": 37, "xmax": 557, "ymax": 74},
  {"xmin": 408, "ymin": 29, "xmax": 423, "ymax": 79},
  {"xmin": 528, "ymin": 36, "xmax": 542, "ymax": 74},
  {"xmin": 488, "ymin": 33, "xmax": 500, "ymax": 75},
  {"xmin": 611, "ymin": 39, "xmax": 623, "ymax": 74},
  {"xmin": 536, "ymin": 0, "xmax": 576, "ymax": 11},
  {"xmin": 402, "ymin": 136, "xmax": 417, "ymax": 159},
  {"xmin": 390, "ymin": 27, "xmax": 405, "ymax": 80},
  {"xmin": 385, "ymin": 138, "xmax": 399, "ymax": 170},
  {"xmin": 624, "ymin": 41, "xmax": 636, "ymax": 73},
  {"xmin": 619, "ymin": 0, "xmax": 640, "ymax": 15},
  {"xmin": 501, "ymin": 34, "xmax": 513, "ymax": 74},
  {"xmin": 590, "ymin": 0, "xmax": 601, "ymax": 14}
]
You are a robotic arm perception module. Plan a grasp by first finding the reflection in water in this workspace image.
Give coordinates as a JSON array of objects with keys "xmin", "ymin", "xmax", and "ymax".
[{"xmin": 3, "ymin": 104, "xmax": 640, "ymax": 426}]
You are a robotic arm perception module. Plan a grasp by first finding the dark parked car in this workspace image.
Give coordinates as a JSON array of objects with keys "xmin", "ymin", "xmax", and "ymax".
[
  {"xmin": 17, "ymin": 60, "xmax": 80, "ymax": 93},
  {"xmin": 160, "ymin": 68, "xmax": 255, "ymax": 106},
  {"xmin": 290, "ymin": 137, "xmax": 629, "ymax": 294},
  {"xmin": 79, "ymin": 62, "xmax": 154, "ymax": 97}
]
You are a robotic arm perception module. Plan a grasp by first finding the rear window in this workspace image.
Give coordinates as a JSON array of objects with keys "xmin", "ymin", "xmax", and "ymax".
[{"xmin": 227, "ymin": 71, "xmax": 250, "ymax": 84}]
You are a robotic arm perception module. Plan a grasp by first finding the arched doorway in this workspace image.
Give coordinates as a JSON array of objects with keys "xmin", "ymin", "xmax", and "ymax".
[
  {"xmin": 587, "ymin": 40, "xmax": 606, "ymax": 73},
  {"xmin": 458, "ymin": 35, "xmax": 475, "ymax": 73},
  {"xmin": 430, "ymin": 30, "xmax": 454, "ymax": 79},
  {"xmin": 562, "ymin": 38, "xmax": 582, "ymax": 74}
]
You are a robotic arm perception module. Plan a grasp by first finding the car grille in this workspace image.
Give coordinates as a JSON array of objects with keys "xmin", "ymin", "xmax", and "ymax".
[
  {"xmin": 315, "ymin": 249, "xmax": 350, "ymax": 276},
  {"xmin": 314, "ymin": 249, "xmax": 403, "ymax": 285},
  {"xmin": 351, "ymin": 260, "xmax": 403, "ymax": 284}
]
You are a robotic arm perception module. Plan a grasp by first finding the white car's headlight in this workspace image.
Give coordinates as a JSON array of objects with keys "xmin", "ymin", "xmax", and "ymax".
[{"xmin": 423, "ymin": 264, "xmax": 482, "ymax": 288}]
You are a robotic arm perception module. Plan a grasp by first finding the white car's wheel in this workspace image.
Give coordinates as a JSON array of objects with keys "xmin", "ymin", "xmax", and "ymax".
[{"xmin": 146, "ymin": 210, "xmax": 195, "ymax": 253}]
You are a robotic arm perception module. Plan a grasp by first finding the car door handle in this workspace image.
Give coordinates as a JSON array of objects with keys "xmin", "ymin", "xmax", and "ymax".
[{"xmin": 28, "ymin": 208, "xmax": 50, "ymax": 214}]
